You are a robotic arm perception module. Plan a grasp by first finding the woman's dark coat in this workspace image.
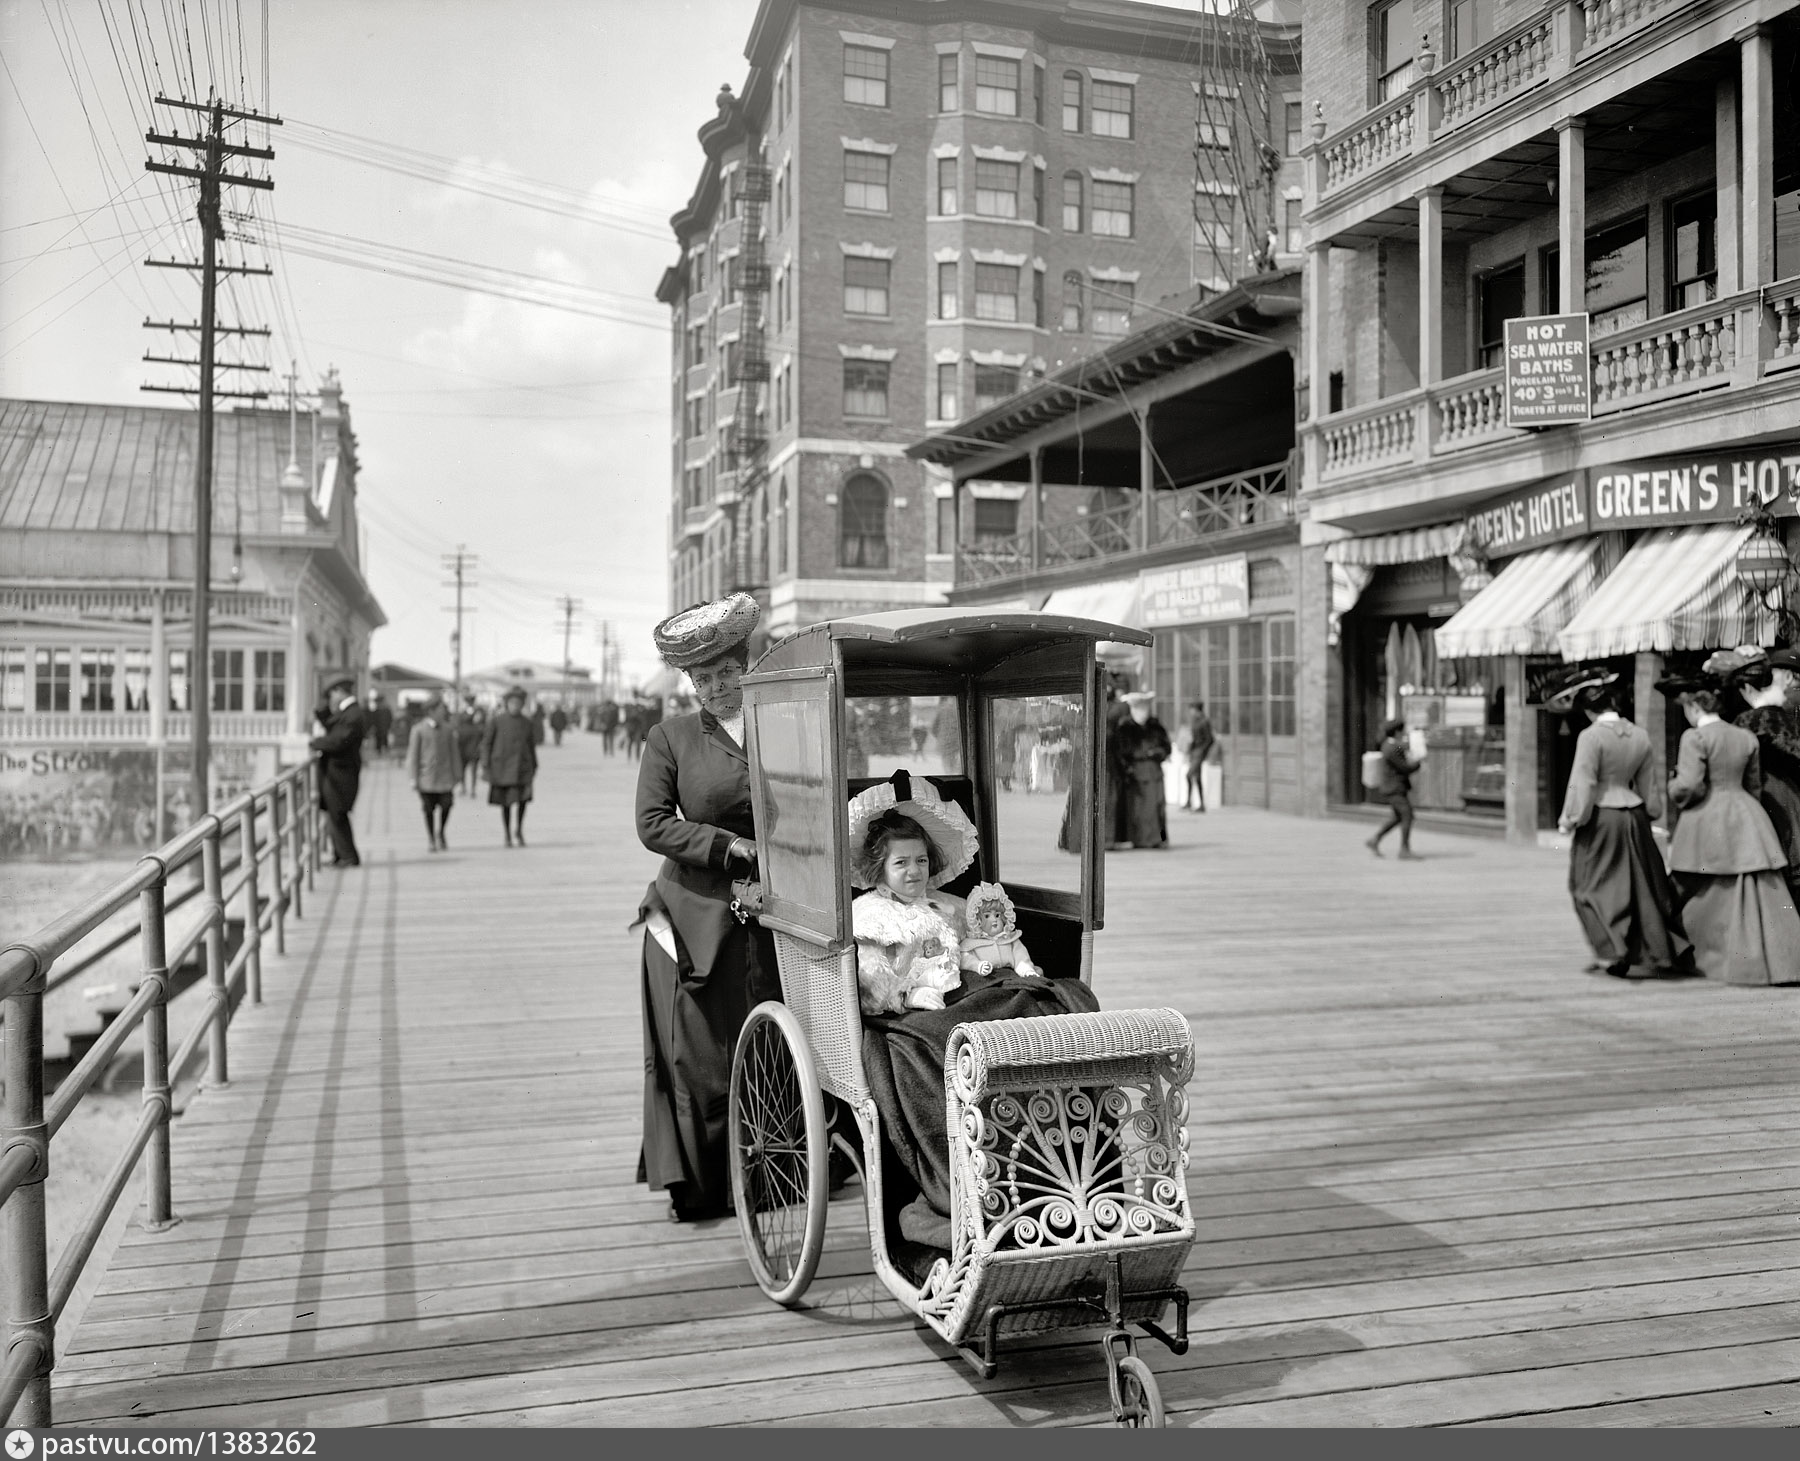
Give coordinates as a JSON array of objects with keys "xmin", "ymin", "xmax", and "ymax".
[{"xmin": 480, "ymin": 710, "xmax": 539, "ymax": 787}]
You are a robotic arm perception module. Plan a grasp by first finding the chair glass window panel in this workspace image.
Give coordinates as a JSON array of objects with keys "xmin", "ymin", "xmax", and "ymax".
[
  {"xmin": 0, "ymin": 647, "xmax": 25, "ymax": 712},
  {"xmin": 1091, "ymin": 279, "xmax": 1132, "ymax": 337},
  {"xmin": 844, "ymin": 150, "xmax": 890, "ymax": 212},
  {"xmin": 78, "ymin": 647, "xmax": 116, "ymax": 713},
  {"xmin": 34, "ymin": 647, "xmax": 71, "ymax": 712},
  {"xmin": 843, "ymin": 255, "xmax": 890, "ymax": 316},
  {"xmin": 1062, "ymin": 172, "xmax": 1083, "ymax": 232},
  {"xmin": 974, "ymin": 159, "xmax": 1019, "ymax": 218},
  {"xmin": 1667, "ymin": 192, "xmax": 1718, "ymax": 311},
  {"xmin": 1372, "ymin": 0, "xmax": 1415, "ymax": 102},
  {"xmin": 988, "ymin": 693, "xmax": 1083, "ymax": 893},
  {"xmin": 939, "ymin": 52, "xmax": 959, "ymax": 112},
  {"xmin": 211, "ymin": 649, "xmax": 245, "ymax": 713},
  {"xmin": 842, "ymin": 360, "xmax": 890, "ymax": 419},
  {"xmin": 844, "ymin": 44, "xmax": 888, "ymax": 106},
  {"xmin": 974, "ymin": 55, "xmax": 1019, "ymax": 116},
  {"xmin": 936, "ymin": 361, "xmax": 959, "ymax": 420},
  {"xmin": 974, "ymin": 263, "xmax": 1020, "ymax": 321},
  {"xmin": 840, "ymin": 473, "xmax": 890, "ymax": 568},
  {"xmin": 938, "ymin": 261, "xmax": 959, "ymax": 319},
  {"xmin": 1584, "ymin": 214, "xmax": 1649, "ymax": 337},
  {"xmin": 253, "ymin": 650, "xmax": 287, "ymax": 713},
  {"xmin": 1092, "ymin": 180, "xmax": 1133, "ymax": 237},
  {"xmin": 974, "ymin": 364, "xmax": 1019, "ymax": 411},
  {"xmin": 1062, "ymin": 71, "xmax": 1082, "ymax": 131},
  {"xmin": 1061, "ymin": 270, "xmax": 1083, "ymax": 331},
  {"xmin": 1091, "ymin": 81, "xmax": 1133, "ymax": 139},
  {"xmin": 1477, "ymin": 261, "xmax": 1525, "ymax": 368},
  {"xmin": 937, "ymin": 156, "xmax": 958, "ymax": 215}
]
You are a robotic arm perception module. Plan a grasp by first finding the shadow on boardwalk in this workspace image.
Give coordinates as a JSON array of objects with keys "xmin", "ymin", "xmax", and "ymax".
[{"xmin": 54, "ymin": 738, "xmax": 1800, "ymax": 1426}]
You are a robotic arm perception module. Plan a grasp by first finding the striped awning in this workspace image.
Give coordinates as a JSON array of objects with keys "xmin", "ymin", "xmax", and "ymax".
[
  {"xmin": 1556, "ymin": 523, "xmax": 1776, "ymax": 661},
  {"xmin": 1040, "ymin": 576, "xmax": 1141, "ymax": 628},
  {"xmin": 1322, "ymin": 522, "xmax": 1465, "ymax": 566},
  {"xmin": 1434, "ymin": 535, "xmax": 1621, "ymax": 659}
]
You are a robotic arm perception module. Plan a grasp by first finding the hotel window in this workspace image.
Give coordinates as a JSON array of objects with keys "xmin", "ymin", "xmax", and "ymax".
[
  {"xmin": 34, "ymin": 647, "xmax": 71, "ymax": 712},
  {"xmin": 1092, "ymin": 279, "xmax": 1133, "ymax": 336},
  {"xmin": 78, "ymin": 647, "xmax": 116, "ymax": 712},
  {"xmin": 843, "ymin": 44, "xmax": 888, "ymax": 107},
  {"xmin": 774, "ymin": 476, "xmax": 789, "ymax": 576},
  {"xmin": 973, "ymin": 497, "xmax": 1019, "ymax": 542},
  {"xmin": 936, "ymin": 494, "xmax": 956, "ymax": 554},
  {"xmin": 1667, "ymin": 192, "xmax": 1717, "ymax": 311},
  {"xmin": 975, "ymin": 55, "xmax": 1019, "ymax": 116},
  {"xmin": 1477, "ymin": 260, "xmax": 1524, "ymax": 368},
  {"xmin": 211, "ymin": 648, "xmax": 245, "ymax": 713},
  {"xmin": 1371, "ymin": 1, "xmax": 1415, "ymax": 103},
  {"xmin": 1062, "ymin": 172, "xmax": 1083, "ymax": 232},
  {"xmin": 840, "ymin": 473, "xmax": 890, "ymax": 568},
  {"xmin": 253, "ymin": 650, "xmax": 287, "ymax": 713},
  {"xmin": 974, "ymin": 364, "xmax": 1019, "ymax": 411},
  {"xmin": 938, "ymin": 52, "xmax": 958, "ymax": 111},
  {"xmin": 974, "ymin": 263, "xmax": 1020, "ymax": 321},
  {"xmin": 1092, "ymin": 179, "xmax": 1133, "ymax": 237},
  {"xmin": 1284, "ymin": 198, "xmax": 1302, "ymax": 254},
  {"xmin": 937, "ymin": 156, "xmax": 958, "ymax": 215},
  {"xmin": 1284, "ymin": 100, "xmax": 1303, "ymax": 155},
  {"xmin": 936, "ymin": 361, "xmax": 959, "ymax": 420},
  {"xmin": 937, "ymin": 260, "xmax": 959, "ymax": 319},
  {"xmin": 1033, "ymin": 268, "xmax": 1045, "ymax": 327},
  {"xmin": 1197, "ymin": 121, "xmax": 1231, "ymax": 151},
  {"xmin": 1061, "ymin": 270, "xmax": 1083, "ymax": 331},
  {"xmin": 1, "ymin": 647, "xmax": 25, "ymax": 712},
  {"xmin": 684, "ymin": 324, "xmax": 705, "ymax": 368},
  {"xmin": 1449, "ymin": 0, "xmax": 1494, "ymax": 58},
  {"xmin": 843, "ymin": 150, "xmax": 890, "ymax": 212},
  {"xmin": 1062, "ymin": 71, "xmax": 1083, "ymax": 131},
  {"xmin": 1582, "ymin": 214, "xmax": 1649, "ymax": 337},
  {"xmin": 1195, "ymin": 202, "xmax": 1232, "ymax": 260},
  {"xmin": 1032, "ymin": 165, "xmax": 1045, "ymax": 226},
  {"xmin": 843, "ymin": 255, "xmax": 890, "ymax": 316},
  {"xmin": 684, "ymin": 396, "xmax": 706, "ymax": 438},
  {"xmin": 974, "ymin": 159, "xmax": 1019, "ymax": 218},
  {"xmin": 1033, "ymin": 62, "xmax": 1045, "ymax": 125},
  {"xmin": 167, "ymin": 649, "xmax": 189, "ymax": 712},
  {"xmin": 691, "ymin": 246, "xmax": 706, "ymax": 292},
  {"xmin": 842, "ymin": 359, "xmax": 890, "ymax": 418},
  {"xmin": 1091, "ymin": 80, "xmax": 1133, "ymax": 139}
]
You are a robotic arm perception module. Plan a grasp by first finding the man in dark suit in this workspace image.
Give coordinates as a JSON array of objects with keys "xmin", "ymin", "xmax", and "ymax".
[{"xmin": 310, "ymin": 672, "xmax": 367, "ymax": 867}]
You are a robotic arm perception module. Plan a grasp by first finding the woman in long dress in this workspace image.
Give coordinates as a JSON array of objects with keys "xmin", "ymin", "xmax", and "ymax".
[
  {"xmin": 1550, "ymin": 666, "xmax": 1688, "ymax": 977},
  {"xmin": 1721, "ymin": 647, "xmax": 1800, "ymax": 905},
  {"xmin": 1666, "ymin": 681, "xmax": 1800, "ymax": 986},
  {"xmin": 1115, "ymin": 691, "xmax": 1172, "ymax": 848},
  {"xmin": 634, "ymin": 594, "xmax": 781, "ymax": 1220}
]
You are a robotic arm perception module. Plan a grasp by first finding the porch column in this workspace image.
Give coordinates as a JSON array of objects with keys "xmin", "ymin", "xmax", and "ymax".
[
  {"xmin": 148, "ymin": 589, "xmax": 166, "ymax": 745},
  {"xmin": 1418, "ymin": 187, "xmax": 1443, "ymax": 387},
  {"xmin": 1138, "ymin": 405, "xmax": 1154, "ymax": 552},
  {"xmin": 1556, "ymin": 117, "xmax": 1585, "ymax": 315},
  {"xmin": 950, "ymin": 478, "xmax": 963, "ymax": 589},
  {"xmin": 1305, "ymin": 240, "xmax": 1330, "ymax": 490},
  {"xmin": 1740, "ymin": 25, "xmax": 1775, "ymax": 287},
  {"xmin": 1504, "ymin": 655, "xmax": 1538, "ymax": 846},
  {"xmin": 1715, "ymin": 75, "xmax": 1741, "ymax": 295},
  {"xmin": 1028, "ymin": 445, "xmax": 1043, "ymax": 573},
  {"xmin": 287, "ymin": 599, "xmax": 307, "ymax": 739}
]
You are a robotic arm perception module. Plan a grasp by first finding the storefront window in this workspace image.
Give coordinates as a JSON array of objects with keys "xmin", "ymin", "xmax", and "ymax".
[{"xmin": 1269, "ymin": 618, "xmax": 1296, "ymax": 736}]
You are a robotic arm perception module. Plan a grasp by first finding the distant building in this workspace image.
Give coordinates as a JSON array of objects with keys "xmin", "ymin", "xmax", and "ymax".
[
  {"xmin": 370, "ymin": 662, "xmax": 452, "ymax": 708},
  {"xmin": 464, "ymin": 659, "xmax": 598, "ymax": 711},
  {"xmin": 657, "ymin": 0, "xmax": 1304, "ymax": 639},
  {"xmin": 0, "ymin": 374, "xmax": 384, "ymax": 857}
]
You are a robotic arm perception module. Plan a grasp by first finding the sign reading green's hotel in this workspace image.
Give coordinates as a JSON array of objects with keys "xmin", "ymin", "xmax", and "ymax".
[{"xmin": 1503, "ymin": 313, "xmax": 1591, "ymax": 428}]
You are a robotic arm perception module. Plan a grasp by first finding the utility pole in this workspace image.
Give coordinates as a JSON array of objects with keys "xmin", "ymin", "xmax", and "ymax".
[
  {"xmin": 441, "ymin": 547, "xmax": 479, "ymax": 703},
  {"xmin": 554, "ymin": 595, "xmax": 583, "ymax": 706},
  {"xmin": 143, "ymin": 93, "xmax": 280, "ymax": 816}
]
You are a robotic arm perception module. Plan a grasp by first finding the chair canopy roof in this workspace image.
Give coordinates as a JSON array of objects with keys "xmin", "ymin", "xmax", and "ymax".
[{"xmin": 748, "ymin": 609, "xmax": 1150, "ymax": 682}]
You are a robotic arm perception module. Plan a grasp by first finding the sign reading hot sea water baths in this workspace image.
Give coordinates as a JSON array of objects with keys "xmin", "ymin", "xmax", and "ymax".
[
  {"xmin": 1139, "ymin": 555, "xmax": 1250, "ymax": 628},
  {"xmin": 1504, "ymin": 314, "xmax": 1592, "ymax": 428}
]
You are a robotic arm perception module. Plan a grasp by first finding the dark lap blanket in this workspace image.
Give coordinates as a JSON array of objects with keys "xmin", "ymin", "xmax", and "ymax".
[{"xmin": 861, "ymin": 971, "xmax": 1101, "ymax": 1224}]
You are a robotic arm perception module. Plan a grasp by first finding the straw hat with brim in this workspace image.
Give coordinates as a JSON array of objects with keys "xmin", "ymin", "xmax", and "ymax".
[
  {"xmin": 653, "ymin": 593, "xmax": 760, "ymax": 670},
  {"xmin": 847, "ymin": 770, "xmax": 979, "ymax": 891},
  {"xmin": 1542, "ymin": 664, "xmax": 1618, "ymax": 714}
]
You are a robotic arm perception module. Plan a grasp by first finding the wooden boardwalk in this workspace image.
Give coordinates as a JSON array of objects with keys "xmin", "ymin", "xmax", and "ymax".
[{"xmin": 53, "ymin": 736, "xmax": 1800, "ymax": 1427}]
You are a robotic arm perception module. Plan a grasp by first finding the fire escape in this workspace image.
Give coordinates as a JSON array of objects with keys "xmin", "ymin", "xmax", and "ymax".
[{"xmin": 727, "ymin": 158, "xmax": 772, "ymax": 591}]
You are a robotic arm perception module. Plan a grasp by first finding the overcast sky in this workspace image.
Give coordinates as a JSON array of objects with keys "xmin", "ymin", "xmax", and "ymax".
[{"xmin": 2, "ymin": 0, "xmax": 1213, "ymax": 689}]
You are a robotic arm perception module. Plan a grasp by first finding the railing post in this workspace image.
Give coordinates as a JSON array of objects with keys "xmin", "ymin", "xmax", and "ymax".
[
  {"xmin": 308, "ymin": 764, "xmax": 321, "ymax": 882},
  {"xmin": 239, "ymin": 799, "xmax": 263, "ymax": 1005},
  {"xmin": 138, "ymin": 877, "xmax": 177, "ymax": 1232},
  {"xmin": 2, "ymin": 952, "xmax": 53, "ymax": 1426},
  {"xmin": 283, "ymin": 777, "xmax": 304, "ymax": 920},
  {"xmin": 269, "ymin": 781, "xmax": 287, "ymax": 955},
  {"xmin": 201, "ymin": 821, "xmax": 230, "ymax": 1089}
]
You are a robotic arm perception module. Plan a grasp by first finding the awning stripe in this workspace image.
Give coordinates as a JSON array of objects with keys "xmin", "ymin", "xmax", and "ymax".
[
  {"xmin": 1323, "ymin": 522, "xmax": 1464, "ymax": 566},
  {"xmin": 1040, "ymin": 576, "xmax": 1142, "ymax": 628},
  {"xmin": 1556, "ymin": 524, "xmax": 1776, "ymax": 661},
  {"xmin": 1434, "ymin": 535, "xmax": 1620, "ymax": 659}
]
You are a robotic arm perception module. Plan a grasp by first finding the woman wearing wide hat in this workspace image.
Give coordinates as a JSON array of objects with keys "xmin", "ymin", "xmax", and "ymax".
[
  {"xmin": 1718, "ymin": 646, "xmax": 1800, "ymax": 905},
  {"xmin": 633, "ymin": 594, "xmax": 782, "ymax": 1221},
  {"xmin": 1550, "ymin": 664, "xmax": 1688, "ymax": 977},
  {"xmin": 1661, "ymin": 666, "xmax": 1800, "ymax": 986}
]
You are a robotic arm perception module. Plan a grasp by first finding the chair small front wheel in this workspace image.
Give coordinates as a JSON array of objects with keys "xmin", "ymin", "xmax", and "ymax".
[
  {"xmin": 1114, "ymin": 1355, "xmax": 1165, "ymax": 1428},
  {"xmin": 728, "ymin": 1001, "xmax": 829, "ymax": 1306}
]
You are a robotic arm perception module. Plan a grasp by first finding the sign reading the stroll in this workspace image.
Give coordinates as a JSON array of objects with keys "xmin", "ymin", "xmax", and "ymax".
[
  {"xmin": 1139, "ymin": 555, "xmax": 1249, "ymax": 628},
  {"xmin": 1503, "ymin": 313, "xmax": 1591, "ymax": 428}
]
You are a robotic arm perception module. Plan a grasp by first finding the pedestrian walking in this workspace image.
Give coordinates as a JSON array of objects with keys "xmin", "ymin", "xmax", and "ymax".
[
  {"xmin": 597, "ymin": 698, "xmax": 621, "ymax": 755},
  {"xmin": 456, "ymin": 705, "xmax": 486, "ymax": 795},
  {"xmin": 310, "ymin": 672, "xmax": 367, "ymax": 868},
  {"xmin": 367, "ymin": 690, "xmax": 393, "ymax": 757},
  {"xmin": 1664, "ymin": 676, "xmax": 1800, "ymax": 985},
  {"xmin": 481, "ymin": 687, "xmax": 539, "ymax": 848},
  {"xmin": 549, "ymin": 704, "xmax": 568, "ymax": 747},
  {"xmin": 531, "ymin": 703, "xmax": 548, "ymax": 748},
  {"xmin": 1365, "ymin": 717, "xmax": 1422, "ymax": 860},
  {"xmin": 404, "ymin": 694, "xmax": 463, "ymax": 852},
  {"xmin": 1116, "ymin": 691, "xmax": 1172, "ymax": 848},
  {"xmin": 1549, "ymin": 665, "xmax": 1689, "ymax": 978},
  {"xmin": 1182, "ymin": 700, "xmax": 1216, "ymax": 812},
  {"xmin": 633, "ymin": 592, "xmax": 779, "ymax": 1222},
  {"xmin": 1719, "ymin": 647, "xmax": 1800, "ymax": 905}
]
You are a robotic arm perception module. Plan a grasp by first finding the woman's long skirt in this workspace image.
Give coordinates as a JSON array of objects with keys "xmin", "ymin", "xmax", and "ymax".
[
  {"xmin": 1675, "ymin": 870, "xmax": 1800, "ymax": 986},
  {"xmin": 1122, "ymin": 763, "xmax": 1168, "ymax": 848},
  {"xmin": 1568, "ymin": 806, "xmax": 1688, "ymax": 972}
]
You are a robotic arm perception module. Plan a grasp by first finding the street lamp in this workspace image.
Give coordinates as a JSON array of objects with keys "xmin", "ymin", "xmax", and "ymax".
[{"xmin": 1735, "ymin": 501, "xmax": 1798, "ymax": 643}]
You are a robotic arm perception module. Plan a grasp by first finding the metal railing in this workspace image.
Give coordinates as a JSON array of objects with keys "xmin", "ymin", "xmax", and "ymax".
[{"xmin": 0, "ymin": 760, "xmax": 322, "ymax": 1425}]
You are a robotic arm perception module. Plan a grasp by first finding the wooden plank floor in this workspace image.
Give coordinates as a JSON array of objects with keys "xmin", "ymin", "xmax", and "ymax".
[{"xmin": 54, "ymin": 735, "xmax": 1800, "ymax": 1427}]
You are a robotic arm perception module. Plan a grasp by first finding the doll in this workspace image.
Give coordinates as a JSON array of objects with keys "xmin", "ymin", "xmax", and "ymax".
[{"xmin": 959, "ymin": 882, "xmax": 1041, "ymax": 979}]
